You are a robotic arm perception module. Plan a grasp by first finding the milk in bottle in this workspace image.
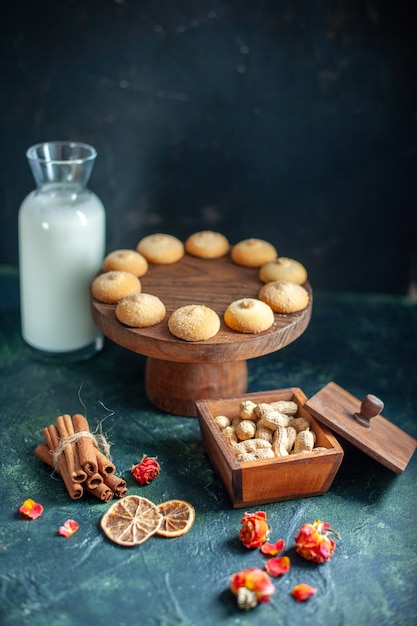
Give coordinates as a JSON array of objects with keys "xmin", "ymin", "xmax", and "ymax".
[{"xmin": 18, "ymin": 141, "xmax": 106, "ymax": 360}]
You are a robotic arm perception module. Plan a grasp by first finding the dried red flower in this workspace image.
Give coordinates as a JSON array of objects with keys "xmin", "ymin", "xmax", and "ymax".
[
  {"xmin": 265, "ymin": 556, "xmax": 291, "ymax": 577},
  {"xmin": 19, "ymin": 498, "xmax": 44, "ymax": 520},
  {"xmin": 58, "ymin": 519, "xmax": 79, "ymax": 538},
  {"xmin": 230, "ymin": 567, "xmax": 275, "ymax": 609},
  {"xmin": 291, "ymin": 583, "xmax": 318, "ymax": 602},
  {"xmin": 239, "ymin": 511, "xmax": 269, "ymax": 549},
  {"xmin": 260, "ymin": 538, "xmax": 286, "ymax": 556},
  {"xmin": 131, "ymin": 455, "xmax": 160, "ymax": 486},
  {"xmin": 294, "ymin": 519, "xmax": 339, "ymax": 564}
]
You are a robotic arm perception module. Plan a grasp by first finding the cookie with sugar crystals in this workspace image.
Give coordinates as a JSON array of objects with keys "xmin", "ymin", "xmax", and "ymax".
[
  {"xmin": 116, "ymin": 292, "xmax": 166, "ymax": 328},
  {"xmin": 258, "ymin": 280, "xmax": 309, "ymax": 313},
  {"xmin": 224, "ymin": 298, "xmax": 274, "ymax": 334},
  {"xmin": 259, "ymin": 257, "xmax": 307, "ymax": 285},
  {"xmin": 136, "ymin": 233, "xmax": 184, "ymax": 264},
  {"xmin": 168, "ymin": 304, "xmax": 220, "ymax": 341},
  {"xmin": 91, "ymin": 271, "xmax": 141, "ymax": 304},
  {"xmin": 102, "ymin": 249, "xmax": 148, "ymax": 277},
  {"xmin": 231, "ymin": 238, "xmax": 277, "ymax": 268},
  {"xmin": 185, "ymin": 230, "xmax": 230, "ymax": 259}
]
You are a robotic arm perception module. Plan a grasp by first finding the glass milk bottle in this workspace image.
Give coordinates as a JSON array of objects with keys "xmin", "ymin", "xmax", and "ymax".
[{"xmin": 18, "ymin": 141, "xmax": 106, "ymax": 360}]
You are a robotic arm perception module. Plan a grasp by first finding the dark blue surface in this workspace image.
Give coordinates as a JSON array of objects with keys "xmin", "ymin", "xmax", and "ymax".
[{"xmin": 1, "ymin": 267, "xmax": 417, "ymax": 626}]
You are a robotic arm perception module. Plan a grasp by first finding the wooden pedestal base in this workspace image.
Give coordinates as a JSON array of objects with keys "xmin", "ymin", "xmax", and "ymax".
[{"xmin": 145, "ymin": 358, "xmax": 248, "ymax": 416}]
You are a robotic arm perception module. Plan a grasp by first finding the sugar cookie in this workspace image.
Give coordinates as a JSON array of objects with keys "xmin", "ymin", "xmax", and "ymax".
[
  {"xmin": 258, "ymin": 280, "xmax": 309, "ymax": 313},
  {"xmin": 136, "ymin": 233, "xmax": 184, "ymax": 264},
  {"xmin": 115, "ymin": 293, "xmax": 166, "ymax": 328},
  {"xmin": 102, "ymin": 249, "xmax": 148, "ymax": 277},
  {"xmin": 168, "ymin": 304, "xmax": 220, "ymax": 341},
  {"xmin": 231, "ymin": 238, "xmax": 277, "ymax": 268},
  {"xmin": 224, "ymin": 298, "xmax": 274, "ymax": 334},
  {"xmin": 91, "ymin": 271, "xmax": 141, "ymax": 304},
  {"xmin": 259, "ymin": 257, "xmax": 307, "ymax": 285},
  {"xmin": 185, "ymin": 231, "xmax": 230, "ymax": 259}
]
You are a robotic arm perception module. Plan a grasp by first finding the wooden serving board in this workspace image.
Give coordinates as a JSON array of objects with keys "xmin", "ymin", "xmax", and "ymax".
[{"xmin": 91, "ymin": 253, "xmax": 312, "ymax": 415}]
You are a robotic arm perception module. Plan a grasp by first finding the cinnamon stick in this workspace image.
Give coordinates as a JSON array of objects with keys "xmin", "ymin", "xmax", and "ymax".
[
  {"xmin": 85, "ymin": 482, "xmax": 114, "ymax": 502},
  {"xmin": 34, "ymin": 442, "xmax": 53, "ymax": 466},
  {"xmin": 71, "ymin": 413, "xmax": 98, "ymax": 475},
  {"xmin": 103, "ymin": 473, "xmax": 127, "ymax": 498},
  {"xmin": 55, "ymin": 414, "xmax": 87, "ymax": 483},
  {"xmin": 40, "ymin": 429, "xmax": 83, "ymax": 500},
  {"xmin": 35, "ymin": 443, "xmax": 115, "ymax": 501},
  {"xmin": 95, "ymin": 448, "xmax": 116, "ymax": 475},
  {"xmin": 85, "ymin": 472, "xmax": 103, "ymax": 489}
]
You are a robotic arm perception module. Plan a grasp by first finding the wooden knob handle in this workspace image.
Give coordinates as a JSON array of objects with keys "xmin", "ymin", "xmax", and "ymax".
[{"xmin": 354, "ymin": 394, "xmax": 384, "ymax": 427}]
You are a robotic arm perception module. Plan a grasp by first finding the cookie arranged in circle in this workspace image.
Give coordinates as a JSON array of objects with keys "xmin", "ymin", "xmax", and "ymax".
[
  {"xmin": 231, "ymin": 238, "xmax": 277, "ymax": 268},
  {"xmin": 91, "ymin": 271, "xmax": 141, "ymax": 304},
  {"xmin": 168, "ymin": 304, "xmax": 221, "ymax": 341},
  {"xmin": 259, "ymin": 257, "xmax": 307, "ymax": 285},
  {"xmin": 136, "ymin": 233, "xmax": 184, "ymax": 265},
  {"xmin": 258, "ymin": 280, "xmax": 309, "ymax": 313},
  {"xmin": 185, "ymin": 230, "xmax": 230, "ymax": 259},
  {"xmin": 102, "ymin": 249, "xmax": 148, "ymax": 277},
  {"xmin": 224, "ymin": 298, "xmax": 275, "ymax": 334},
  {"xmin": 116, "ymin": 293, "xmax": 166, "ymax": 328}
]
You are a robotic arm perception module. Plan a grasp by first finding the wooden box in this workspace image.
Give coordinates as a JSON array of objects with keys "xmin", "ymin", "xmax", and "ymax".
[
  {"xmin": 196, "ymin": 387, "xmax": 344, "ymax": 508},
  {"xmin": 196, "ymin": 382, "xmax": 417, "ymax": 508}
]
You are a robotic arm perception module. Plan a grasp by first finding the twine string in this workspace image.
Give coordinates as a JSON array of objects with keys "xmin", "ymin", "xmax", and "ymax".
[{"xmin": 51, "ymin": 429, "xmax": 112, "ymax": 469}]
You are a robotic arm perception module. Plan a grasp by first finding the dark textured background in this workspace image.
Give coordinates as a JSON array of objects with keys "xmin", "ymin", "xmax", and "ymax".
[{"xmin": 1, "ymin": 0, "xmax": 416, "ymax": 294}]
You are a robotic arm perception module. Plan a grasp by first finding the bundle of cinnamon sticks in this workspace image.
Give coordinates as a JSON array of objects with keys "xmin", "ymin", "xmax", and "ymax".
[{"xmin": 35, "ymin": 413, "xmax": 127, "ymax": 502}]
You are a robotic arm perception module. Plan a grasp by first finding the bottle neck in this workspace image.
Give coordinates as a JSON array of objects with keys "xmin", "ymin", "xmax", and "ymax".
[
  {"xmin": 27, "ymin": 142, "xmax": 96, "ymax": 193},
  {"xmin": 35, "ymin": 182, "xmax": 87, "ymax": 197}
]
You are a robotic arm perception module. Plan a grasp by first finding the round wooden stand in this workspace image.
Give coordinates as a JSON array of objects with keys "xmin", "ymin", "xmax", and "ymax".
[{"xmin": 91, "ymin": 253, "xmax": 312, "ymax": 416}]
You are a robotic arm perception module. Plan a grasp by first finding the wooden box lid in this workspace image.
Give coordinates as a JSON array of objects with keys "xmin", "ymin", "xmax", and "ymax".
[{"xmin": 304, "ymin": 382, "xmax": 417, "ymax": 474}]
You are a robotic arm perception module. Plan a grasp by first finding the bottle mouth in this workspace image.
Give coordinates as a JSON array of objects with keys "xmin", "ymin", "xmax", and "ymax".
[
  {"xmin": 26, "ymin": 141, "xmax": 97, "ymax": 164},
  {"xmin": 26, "ymin": 141, "xmax": 97, "ymax": 188}
]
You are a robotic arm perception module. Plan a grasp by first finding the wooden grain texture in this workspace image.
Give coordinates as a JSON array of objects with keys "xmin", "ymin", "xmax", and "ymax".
[
  {"xmin": 91, "ymin": 253, "xmax": 312, "ymax": 363},
  {"xmin": 145, "ymin": 358, "xmax": 248, "ymax": 416},
  {"xmin": 305, "ymin": 382, "xmax": 417, "ymax": 474},
  {"xmin": 196, "ymin": 387, "xmax": 344, "ymax": 507}
]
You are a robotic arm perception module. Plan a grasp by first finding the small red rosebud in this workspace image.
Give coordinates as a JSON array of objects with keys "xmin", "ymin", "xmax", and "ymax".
[
  {"xmin": 294, "ymin": 519, "xmax": 339, "ymax": 564},
  {"xmin": 239, "ymin": 511, "xmax": 270, "ymax": 549},
  {"xmin": 131, "ymin": 455, "xmax": 160, "ymax": 486},
  {"xmin": 230, "ymin": 567, "xmax": 275, "ymax": 609}
]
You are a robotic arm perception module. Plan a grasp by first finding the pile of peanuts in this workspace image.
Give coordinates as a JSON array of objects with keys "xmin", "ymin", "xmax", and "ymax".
[{"xmin": 214, "ymin": 399, "xmax": 326, "ymax": 463}]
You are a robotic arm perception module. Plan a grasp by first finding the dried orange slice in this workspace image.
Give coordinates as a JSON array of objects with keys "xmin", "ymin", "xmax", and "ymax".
[
  {"xmin": 100, "ymin": 495, "xmax": 163, "ymax": 546},
  {"xmin": 156, "ymin": 499, "xmax": 196, "ymax": 537}
]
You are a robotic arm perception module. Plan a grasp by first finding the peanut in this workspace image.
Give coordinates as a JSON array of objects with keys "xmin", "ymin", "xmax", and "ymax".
[
  {"xmin": 237, "ymin": 448, "xmax": 275, "ymax": 463},
  {"xmin": 234, "ymin": 439, "xmax": 272, "ymax": 455},
  {"xmin": 258, "ymin": 410, "xmax": 291, "ymax": 430},
  {"xmin": 292, "ymin": 429, "xmax": 315, "ymax": 453},
  {"xmin": 269, "ymin": 400, "xmax": 299, "ymax": 416},
  {"xmin": 290, "ymin": 416, "xmax": 311, "ymax": 433},
  {"xmin": 235, "ymin": 419, "xmax": 257, "ymax": 441},
  {"xmin": 285, "ymin": 425, "xmax": 297, "ymax": 452},
  {"xmin": 222, "ymin": 426, "xmax": 238, "ymax": 448},
  {"xmin": 214, "ymin": 415, "xmax": 231, "ymax": 429},
  {"xmin": 239, "ymin": 400, "xmax": 258, "ymax": 421},
  {"xmin": 255, "ymin": 425, "xmax": 274, "ymax": 443},
  {"xmin": 272, "ymin": 427, "xmax": 290, "ymax": 457}
]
